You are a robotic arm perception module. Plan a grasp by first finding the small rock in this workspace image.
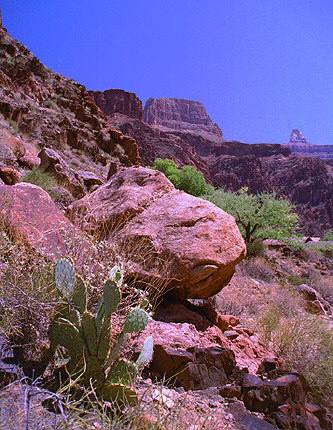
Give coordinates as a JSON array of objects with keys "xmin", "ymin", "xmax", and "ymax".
[{"xmin": 224, "ymin": 330, "xmax": 239, "ymax": 340}]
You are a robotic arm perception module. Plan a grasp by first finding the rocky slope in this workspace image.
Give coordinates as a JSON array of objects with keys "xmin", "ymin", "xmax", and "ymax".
[
  {"xmin": 284, "ymin": 129, "xmax": 333, "ymax": 160},
  {"xmin": 0, "ymin": 26, "xmax": 140, "ymax": 193},
  {"xmin": 1, "ymin": 28, "xmax": 333, "ymax": 430}
]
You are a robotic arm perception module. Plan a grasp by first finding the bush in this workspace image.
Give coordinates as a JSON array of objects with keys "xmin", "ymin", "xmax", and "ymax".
[
  {"xmin": 23, "ymin": 167, "xmax": 56, "ymax": 196},
  {"xmin": 273, "ymin": 316, "xmax": 333, "ymax": 405},
  {"xmin": 153, "ymin": 158, "xmax": 211, "ymax": 196},
  {"xmin": 203, "ymin": 187, "xmax": 298, "ymax": 244},
  {"xmin": 258, "ymin": 302, "xmax": 333, "ymax": 405},
  {"xmin": 238, "ymin": 256, "xmax": 275, "ymax": 282}
]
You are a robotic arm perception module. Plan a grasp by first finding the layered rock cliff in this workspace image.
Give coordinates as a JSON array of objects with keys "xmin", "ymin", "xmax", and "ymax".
[
  {"xmin": 284, "ymin": 129, "xmax": 333, "ymax": 160},
  {"xmin": 144, "ymin": 97, "xmax": 223, "ymax": 140},
  {"xmin": 88, "ymin": 89, "xmax": 143, "ymax": 120}
]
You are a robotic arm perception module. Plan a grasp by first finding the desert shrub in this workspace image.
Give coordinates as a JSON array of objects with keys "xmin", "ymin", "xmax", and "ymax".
[
  {"xmin": 23, "ymin": 167, "xmax": 56, "ymax": 196},
  {"xmin": 153, "ymin": 158, "xmax": 211, "ymax": 196},
  {"xmin": 203, "ymin": 187, "xmax": 298, "ymax": 244},
  {"xmin": 238, "ymin": 257, "xmax": 275, "ymax": 282},
  {"xmin": 8, "ymin": 119, "xmax": 18, "ymax": 134},
  {"xmin": 44, "ymin": 99, "xmax": 57, "ymax": 109},
  {"xmin": 273, "ymin": 316, "xmax": 333, "ymax": 405},
  {"xmin": 246, "ymin": 238, "xmax": 265, "ymax": 257},
  {"xmin": 324, "ymin": 230, "xmax": 333, "ymax": 241},
  {"xmin": 258, "ymin": 304, "xmax": 282, "ymax": 345},
  {"xmin": 287, "ymin": 274, "xmax": 309, "ymax": 286}
]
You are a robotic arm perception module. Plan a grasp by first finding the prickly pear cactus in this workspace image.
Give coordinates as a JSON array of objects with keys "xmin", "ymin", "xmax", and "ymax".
[
  {"xmin": 50, "ymin": 260, "xmax": 153, "ymax": 405},
  {"xmin": 136, "ymin": 336, "xmax": 154, "ymax": 368},
  {"xmin": 55, "ymin": 258, "xmax": 76, "ymax": 299}
]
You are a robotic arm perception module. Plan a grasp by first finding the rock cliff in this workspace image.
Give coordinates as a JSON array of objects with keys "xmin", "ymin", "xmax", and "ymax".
[
  {"xmin": 88, "ymin": 89, "xmax": 143, "ymax": 120},
  {"xmin": 144, "ymin": 97, "xmax": 223, "ymax": 139},
  {"xmin": 92, "ymin": 90, "xmax": 333, "ymax": 234},
  {"xmin": 284, "ymin": 129, "xmax": 333, "ymax": 160}
]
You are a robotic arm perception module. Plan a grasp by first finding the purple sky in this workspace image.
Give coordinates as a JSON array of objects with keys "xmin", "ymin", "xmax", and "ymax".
[{"xmin": 3, "ymin": 1, "xmax": 333, "ymax": 144}]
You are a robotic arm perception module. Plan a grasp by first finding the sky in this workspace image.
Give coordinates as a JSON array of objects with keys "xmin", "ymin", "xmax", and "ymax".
[{"xmin": 2, "ymin": 1, "xmax": 333, "ymax": 144}]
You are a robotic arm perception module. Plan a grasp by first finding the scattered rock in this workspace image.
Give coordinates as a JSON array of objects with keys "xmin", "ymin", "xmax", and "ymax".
[
  {"xmin": 38, "ymin": 147, "xmax": 86, "ymax": 198},
  {"xmin": 295, "ymin": 284, "xmax": 332, "ymax": 315},
  {"xmin": 75, "ymin": 170, "xmax": 103, "ymax": 189},
  {"xmin": 0, "ymin": 167, "xmax": 20, "ymax": 184}
]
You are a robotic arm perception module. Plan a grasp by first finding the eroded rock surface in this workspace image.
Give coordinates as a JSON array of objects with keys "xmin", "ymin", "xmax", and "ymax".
[
  {"xmin": 88, "ymin": 89, "xmax": 143, "ymax": 120},
  {"xmin": 68, "ymin": 166, "xmax": 246, "ymax": 298},
  {"xmin": 144, "ymin": 97, "xmax": 223, "ymax": 138},
  {"xmin": 0, "ymin": 182, "xmax": 92, "ymax": 261}
]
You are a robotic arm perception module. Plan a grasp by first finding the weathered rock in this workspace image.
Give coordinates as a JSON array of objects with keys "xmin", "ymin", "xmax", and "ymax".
[
  {"xmin": 0, "ymin": 142, "xmax": 16, "ymax": 168},
  {"xmin": 68, "ymin": 166, "xmax": 246, "ymax": 299},
  {"xmin": 0, "ymin": 167, "xmax": 20, "ymax": 184},
  {"xmin": 295, "ymin": 284, "xmax": 332, "ymax": 315},
  {"xmin": 75, "ymin": 170, "xmax": 103, "ymax": 189},
  {"xmin": 108, "ymin": 114, "xmax": 212, "ymax": 181},
  {"xmin": 0, "ymin": 183, "xmax": 92, "ymax": 261},
  {"xmin": 88, "ymin": 89, "xmax": 143, "ymax": 120},
  {"xmin": 284, "ymin": 129, "xmax": 333, "ymax": 160},
  {"xmin": 154, "ymin": 300, "xmax": 212, "ymax": 331},
  {"xmin": 38, "ymin": 147, "xmax": 86, "ymax": 198},
  {"xmin": 134, "ymin": 320, "xmax": 237, "ymax": 390},
  {"xmin": 242, "ymin": 373, "xmax": 309, "ymax": 428},
  {"xmin": 144, "ymin": 98, "xmax": 223, "ymax": 138}
]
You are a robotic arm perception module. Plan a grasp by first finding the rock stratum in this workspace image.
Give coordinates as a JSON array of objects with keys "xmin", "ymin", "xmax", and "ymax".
[
  {"xmin": 144, "ymin": 97, "xmax": 223, "ymax": 139},
  {"xmin": 284, "ymin": 129, "xmax": 333, "ymax": 160}
]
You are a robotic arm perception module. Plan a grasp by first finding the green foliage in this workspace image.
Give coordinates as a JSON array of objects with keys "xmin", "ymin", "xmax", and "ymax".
[
  {"xmin": 203, "ymin": 187, "xmax": 298, "ymax": 244},
  {"xmin": 153, "ymin": 158, "xmax": 211, "ymax": 196},
  {"xmin": 8, "ymin": 119, "xmax": 18, "ymax": 134},
  {"xmin": 23, "ymin": 167, "xmax": 56, "ymax": 195},
  {"xmin": 50, "ymin": 259, "xmax": 153, "ymax": 405},
  {"xmin": 324, "ymin": 230, "xmax": 333, "ymax": 241}
]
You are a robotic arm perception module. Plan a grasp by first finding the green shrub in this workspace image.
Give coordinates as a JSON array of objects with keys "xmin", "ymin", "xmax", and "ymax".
[
  {"xmin": 23, "ymin": 167, "xmax": 56, "ymax": 195},
  {"xmin": 258, "ymin": 304, "xmax": 282, "ymax": 345},
  {"xmin": 8, "ymin": 119, "xmax": 18, "ymax": 135},
  {"xmin": 287, "ymin": 274, "xmax": 308, "ymax": 286},
  {"xmin": 203, "ymin": 187, "xmax": 298, "ymax": 244},
  {"xmin": 153, "ymin": 158, "xmax": 211, "ymax": 196}
]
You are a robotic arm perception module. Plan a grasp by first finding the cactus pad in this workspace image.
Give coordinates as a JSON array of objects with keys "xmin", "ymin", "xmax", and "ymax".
[
  {"xmin": 107, "ymin": 359, "xmax": 137, "ymax": 385},
  {"xmin": 123, "ymin": 308, "xmax": 149, "ymax": 334},
  {"xmin": 55, "ymin": 258, "xmax": 76, "ymax": 298},
  {"xmin": 72, "ymin": 276, "xmax": 87, "ymax": 313},
  {"xmin": 99, "ymin": 383, "xmax": 138, "ymax": 406},
  {"xmin": 136, "ymin": 336, "xmax": 154, "ymax": 368}
]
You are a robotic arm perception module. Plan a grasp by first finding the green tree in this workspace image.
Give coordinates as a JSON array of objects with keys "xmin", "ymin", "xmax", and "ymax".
[
  {"xmin": 153, "ymin": 158, "xmax": 211, "ymax": 196},
  {"xmin": 204, "ymin": 187, "xmax": 298, "ymax": 244}
]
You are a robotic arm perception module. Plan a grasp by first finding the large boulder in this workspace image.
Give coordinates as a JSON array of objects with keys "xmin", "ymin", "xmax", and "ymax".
[
  {"xmin": 0, "ymin": 182, "xmax": 92, "ymax": 262},
  {"xmin": 67, "ymin": 166, "xmax": 246, "ymax": 298}
]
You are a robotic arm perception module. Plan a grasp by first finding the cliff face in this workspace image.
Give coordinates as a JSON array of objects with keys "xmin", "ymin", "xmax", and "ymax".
[
  {"xmin": 88, "ymin": 89, "xmax": 143, "ymax": 120},
  {"xmin": 144, "ymin": 97, "xmax": 223, "ymax": 139},
  {"xmin": 0, "ymin": 28, "xmax": 140, "ymax": 180},
  {"xmin": 284, "ymin": 129, "xmax": 333, "ymax": 160}
]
